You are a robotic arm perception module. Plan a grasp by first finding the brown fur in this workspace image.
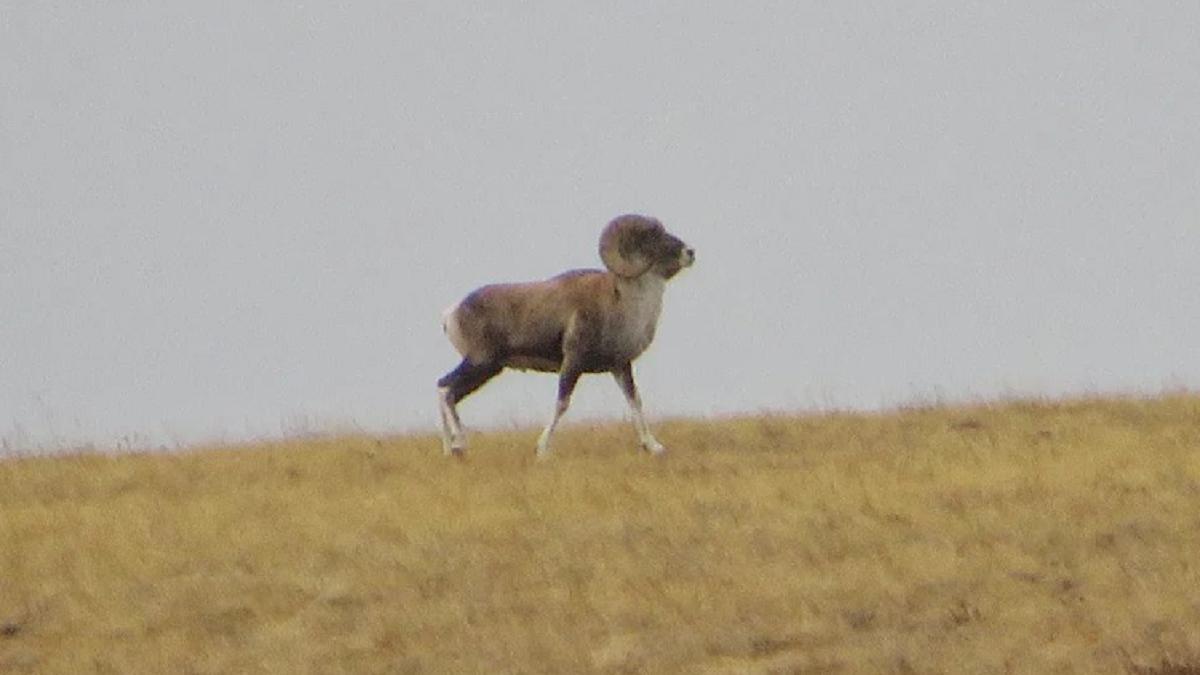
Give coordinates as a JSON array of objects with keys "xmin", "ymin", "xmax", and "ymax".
[{"xmin": 453, "ymin": 269, "xmax": 635, "ymax": 374}]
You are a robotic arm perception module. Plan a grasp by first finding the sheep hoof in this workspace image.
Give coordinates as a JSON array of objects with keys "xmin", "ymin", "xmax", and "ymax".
[{"xmin": 643, "ymin": 440, "xmax": 666, "ymax": 455}]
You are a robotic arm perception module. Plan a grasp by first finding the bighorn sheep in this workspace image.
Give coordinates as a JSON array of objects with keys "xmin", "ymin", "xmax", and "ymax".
[{"xmin": 437, "ymin": 214, "xmax": 695, "ymax": 458}]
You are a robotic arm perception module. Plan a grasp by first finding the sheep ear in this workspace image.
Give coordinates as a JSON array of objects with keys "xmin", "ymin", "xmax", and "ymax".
[{"xmin": 599, "ymin": 215, "xmax": 657, "ymax": 278}]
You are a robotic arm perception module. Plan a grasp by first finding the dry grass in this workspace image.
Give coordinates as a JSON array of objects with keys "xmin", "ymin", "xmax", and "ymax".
[{"xmin": 2, "ymin": 395, "xmax": 1199, "ymax": 673}]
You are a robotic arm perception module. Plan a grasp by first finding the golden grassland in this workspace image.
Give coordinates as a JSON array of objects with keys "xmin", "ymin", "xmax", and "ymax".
[{"xmin": 2, "ymin": 396, "xmax": 1199, "ymax": 674}]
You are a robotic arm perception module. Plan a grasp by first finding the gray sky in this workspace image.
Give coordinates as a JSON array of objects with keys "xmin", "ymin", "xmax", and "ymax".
[{"xmin": 3, "ymin": 2, "xmax": 1198, "ymax": 451}]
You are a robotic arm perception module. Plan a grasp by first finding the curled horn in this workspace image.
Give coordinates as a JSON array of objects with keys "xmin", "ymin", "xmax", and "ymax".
[{"xmin": 599, "ymin": 215, "xmax": 661, "ymax": 278}]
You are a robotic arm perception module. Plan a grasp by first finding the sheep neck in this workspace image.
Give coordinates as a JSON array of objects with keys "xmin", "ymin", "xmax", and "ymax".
[{"xmin": 610, "ymin": 273, "xmax": 666, "ymax": 359}]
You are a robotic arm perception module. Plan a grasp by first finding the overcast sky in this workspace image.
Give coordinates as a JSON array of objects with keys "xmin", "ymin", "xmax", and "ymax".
[{"xmin": 3, "ymin": 2, "xmax": 1198, "ymax": 452}]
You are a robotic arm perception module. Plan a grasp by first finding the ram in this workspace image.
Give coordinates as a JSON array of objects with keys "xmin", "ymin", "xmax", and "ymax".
[{"xmin": 437, "ymin": 214, "xmax": 695, "ymax": 458}]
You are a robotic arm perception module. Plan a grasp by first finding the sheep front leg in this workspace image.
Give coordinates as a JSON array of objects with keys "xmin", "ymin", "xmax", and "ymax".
[
  {"xmin": 535, "ymin": 364, "xmax": 582, "ymax": 459},
  {"xmin": 613, "ymin": 363, "xmax": 665, "ymax": 454}
]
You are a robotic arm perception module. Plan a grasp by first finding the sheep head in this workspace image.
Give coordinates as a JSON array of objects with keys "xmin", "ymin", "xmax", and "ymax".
[{"xmin": 599, "ymin": 214, "xmax": 695, "ymax": 280}]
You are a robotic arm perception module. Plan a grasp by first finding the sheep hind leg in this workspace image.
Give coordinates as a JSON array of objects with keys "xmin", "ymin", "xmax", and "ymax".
[
  {"xmin": 436, "ymin": 359, "xmax": 501, "ymax": 456},
  {"xmin": 436, "ymin": 389, "xmax": 458, "ymax": 456}
]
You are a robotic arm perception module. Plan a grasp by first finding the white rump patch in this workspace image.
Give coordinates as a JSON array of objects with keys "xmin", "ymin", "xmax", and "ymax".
[{"xmin": 441, "ymin": 302, "xmax": 470, "ymax": 358}]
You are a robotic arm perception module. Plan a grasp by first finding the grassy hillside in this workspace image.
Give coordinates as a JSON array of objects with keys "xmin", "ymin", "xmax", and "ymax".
[{"xmin": 2, "ymin": 396, "xmax": 1199, "ymax": 673}]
